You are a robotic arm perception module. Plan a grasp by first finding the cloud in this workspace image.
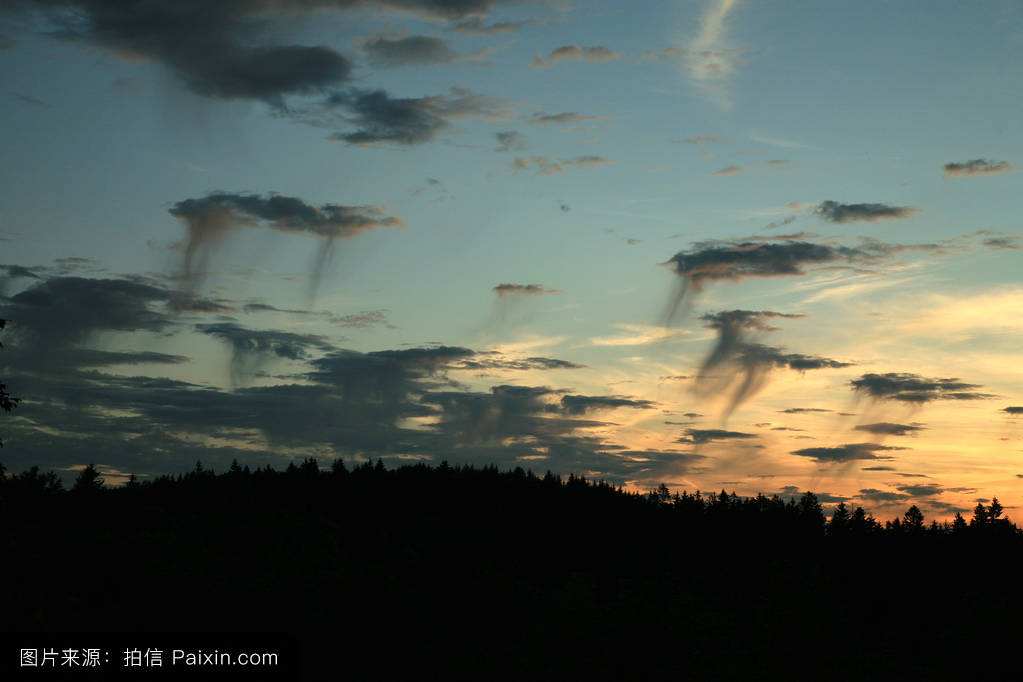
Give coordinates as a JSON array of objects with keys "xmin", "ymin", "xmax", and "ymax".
[
  {"xmin": 450, "ymin": 18, "xmax": 533, "ymax": 35},
  {"xmin": 360, "ymin": 34, "xmax": 488, "ymax": 67},
  {"xmin": 780, "ymin": 408, "xmax": 832, "ymax": 414},
  {"xmin": 678, "ymin": 428, "xmax": 757, "ymax": 445},
  {"xmin": 0, "ymin": 275, "xmax": 230, "ymax": 378},
  {"xmin": 681, "ymin": 0, "xmax": 743, "ymax": 109},
  {"xmin": 8, "ymin": 0, "xmax": 364, "ymax": 108},
  {"xmin": 590, "ymin": 323, "xmax": 688, "ymax": 347},
  {"xmin": 453, "ymin": 355, "xmax": 584, "ymax": 371},
  {"xmin": 11, "ymin": 92, "xmax": 51, "ymax": 108},
  {"xmin": 691, "ymin": 311, "xmax": 850, "ymax": 420},
  {"xmin": 493, "ymin": 283, "xmax": 560, "ymax": 297},
  {"xmin": 559, "ymin": 395, "xmax": 656, "ymax": 415},
  {"xmin": 858, "ymin": 488, "xmax": 909, "ymax": 503},
  {"xmin": 943, "ymin": 159, "xmax": 1013, "ymax": 177},
  {"xmin": 530, "ymin": 45, "xmax": 620, "ymax": 68},
  {"xmin": 512, "ymin": 155, "xmax": 612, "ymax": 175},
  {"xmin": 983, "ymin": 237, "xmax": 1021, "ymax": 250},
  {"xmin": 169, "ymin": 192, "xmax": 401, "ymax": 290},
  {"xmin": 529, "ymin": 112, "xmax": 599, "ymax": 125},
  {"xmin": 712, "ymin": 164, "xmax": 742, "ymax": 176},
  {"xmin": 815, "ymin": 201, "xmax": 918, "ymax": 224},
  {"xmin": 895, "ymin": 483, "xmax": 943, "ymax": 497},
  {"xmin": 850, "ymin": 373, "xmax": 994, "ymax": 404},
  {"xmin": 243, "ymin": 303, "xmax": 390, "ymax": 329},
  {"xmin": 331, "ymin": 310, "xmax": 390, "ymax": 328},
  {"xmin": 494, "ymin": 130, "xmax": 527, "ymax": 152},
  {"xmin": 361, "ymin": 35, "xmax": 460, "ymax": 67},
  {"xmin": 1004, "ymin": 406, "xmax": 1023, "ymax": 415},
  {"xmin": 315, "ymin": 87, "xmax": 506, "ymax": 146},
  {"xmin": 663, "ymin": 238, "xmax": 942, "ymax": 319},
  {"xmin": 197, "ymin": 322, "xmax": 334, "ymax": 386},
  {"xmin": 1, "ymin": 264, "xmax": 45, "ymax": 295},
  {"xmin": 854, "ymin": 422, "xmax": 924, "ymax": 436},
  {"xmin": 791, "ymin": 443, "xmax": 906, "ymax": 463}
]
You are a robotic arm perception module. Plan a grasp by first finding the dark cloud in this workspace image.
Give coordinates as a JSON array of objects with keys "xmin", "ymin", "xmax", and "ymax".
[
  {"xmin": 0, "ymin": 275, "xmax": 237, "ymax": 379},
  {"xmin": 316, "ymin": 87, "xmax": 505, "ymax": 146},
  {"xmin": 982, "ymin": 237, "xmax": 1021, "ymax": 250},
  {"xmin": 243, "ymin": 302, "xmax": 311, "ymax": 315},
  {"xmin": 331, "ymin": 310, "xmax": 390, "ymax": 328},
  {"xmin": 663, "ymin": 238, "xmax": 941, "ymax": 320},
  {"xmin": 531, "ymin": 45, "xmax": 620, "ymax": 68},
  {"xmin": 2, "ymin": 276, "xmax": 175, "ymax": 343},
  {"xmin": 678, "ymin": 428, "xmax": 757, "ymax": 445},
  {"xmin": 7, "ymin": 0, "xmax": 533, "ymax": 107},
  {"xmin": 850, "ymin": 373, "xmax": 993, "ymax": 404},
  {"xmin": 559, "ymin": 395, "xmax": 655, "ymax": 415},
  {"xmin": 764, "ymin": 215, "xmax": 799, "ymax": 230},
  {"xmin": 361, "ymin": 35, "xmax": 463, "ymax": 67},
  {"xmin": 1004, "ymin": 406, "xmax": 1023, "ymax": 415},
  {"xmin": 493, "ymin": 283, "xmax": 559, "ymax": 297},
  {"xmin": 11, "ymin": 92, "xmax": 51, "ymax": 108},
  {"xmin": 512, "ymin": 155, "xmax": 612, "ymax": 175},
  {"xmin": 854, "ymin": 422, "xmax": 924, "ymax": 436},
  {"xmin": 743, "ymin": 231, "xmax": 817, "ymax": 243},
  {"xmin": 529, "ymin": 112, "xmax": 598, "ymax": 125},
  {"xmin": 9, "ymin": 0, "xmax": 360, "ymax": 107},
  {"xmin": 943, "ymin": 159, "xmax": 1013, "ymax": 177},
  {"xmin": 494, "ymin": 130, "xmax": 527, "ymax": 152},
  {"xmin": 169, "ymin": 192, "xmax": 401, "ymax": 291},
  {"xmin": 197, "ymin": 322, "xmax": 334, "ymax": 386},
  {"xmin": 791, "ymin": 443, "xmax": 906, "ymax": 463},
  {"xmin": 780, "ymin": 407, "xmax": 832, "ymax": 414},
  {"xmin": 450, "ymin": 17, "xmax": 532, "ymax": 35},
  {"xmin": 0, "ymin": 264, "xmax": 46, "ymax": 295},
  {"xmin": 815, "ymin": 201, "xmax": 918, "ymax": 223},
  {"xmin": 692, "ymin": 310, "xmax": 849, "ymax": 420},
  {"xmin": 712, "ymin": 165, "xmax": 742, "ymax": 176},
  {"xmin": 453, "ymin": 355, "xmax": 584, "ymax": 371},
  {"xmin": 895, "ymin": 483, "xmax": 943, "ymax": 497},
  {"xmin": 861, "ymin": 465, "xmax": 896, "ymax": 471},
  {"xmin": 243, "ymin": 303, "xmax": 389, "ymax": 329},
  {"xmin": 858, "ymin": 488, "xmax": 909, "ymax": 503}
]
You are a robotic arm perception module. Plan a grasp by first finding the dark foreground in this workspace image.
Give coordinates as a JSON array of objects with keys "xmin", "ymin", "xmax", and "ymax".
[{"xmin": 2, "ymin": 460, "xmax": 1021, "ymax": 680}]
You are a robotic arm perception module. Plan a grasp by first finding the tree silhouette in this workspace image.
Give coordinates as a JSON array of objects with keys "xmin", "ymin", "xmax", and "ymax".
[
  {"xmin": 71, "ymin": 463, "xmax": 105, "ymax": 493},
  {"xmin": 903, "ymin": 505, "xmax": 925, "ymax": 533},
  {"xmin": 0, "ymin": 319, "xmax": 20, "ymax": 447}
]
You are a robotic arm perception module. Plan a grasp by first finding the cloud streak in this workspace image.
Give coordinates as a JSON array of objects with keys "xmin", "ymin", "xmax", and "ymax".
[{"xmin": 682, "ymin": 0, "xmax": 742, "ymax": 109}]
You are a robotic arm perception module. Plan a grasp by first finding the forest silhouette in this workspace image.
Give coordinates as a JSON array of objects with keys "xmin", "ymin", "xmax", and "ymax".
[{"xmin": 2, "ymin": 458, "xmax": 1022, "ymax": 680}]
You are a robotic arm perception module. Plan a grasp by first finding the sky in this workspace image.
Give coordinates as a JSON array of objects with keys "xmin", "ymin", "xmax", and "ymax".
[{"xmin": 1, "ymin": 0, "xmax": 1022, "ymax": 519}]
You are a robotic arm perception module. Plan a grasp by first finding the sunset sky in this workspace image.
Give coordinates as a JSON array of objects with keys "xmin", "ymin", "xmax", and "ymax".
[{"xmin": 1, "ymin": 0, "xmax": 1021, "ymax": 518}]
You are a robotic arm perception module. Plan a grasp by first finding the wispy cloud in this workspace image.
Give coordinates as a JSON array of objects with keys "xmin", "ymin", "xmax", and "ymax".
[
  {"xmin": 591, "ymin": 323, "xmax": 690, "ymax": 347},
  {"xmin": 681, "ymin": 0, "xmax": 743, "ymax": 110}
]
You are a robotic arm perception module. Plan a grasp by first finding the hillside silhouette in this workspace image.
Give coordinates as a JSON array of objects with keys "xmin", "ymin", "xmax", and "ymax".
[{"xmin": 2, "ymin": 459, "xmax": 1022, "ymax": 680}]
